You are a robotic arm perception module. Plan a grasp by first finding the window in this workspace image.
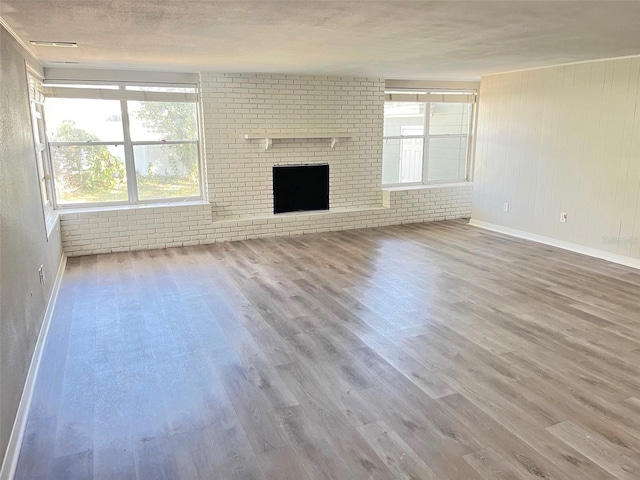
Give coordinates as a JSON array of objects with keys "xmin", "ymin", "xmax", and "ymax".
[
  {"xmin": 382, "ymin": 93, "xmax": 474, "ymax": 185},
  {"xmin": 43, "ymin": 84, "xmax": 201, "ymax": 206},
  {"xmin": 27, "ymin": 71, "xmax": 55, "ymax": 230}
]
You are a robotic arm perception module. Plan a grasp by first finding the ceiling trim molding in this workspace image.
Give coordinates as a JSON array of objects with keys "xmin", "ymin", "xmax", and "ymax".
[
  {"xmin": 483, "ymin": 52, "xmax": 640, "ymax": 78},
  {"xmin": 0, "ymin": 15, "xmax": 39, "ymax": 60}
]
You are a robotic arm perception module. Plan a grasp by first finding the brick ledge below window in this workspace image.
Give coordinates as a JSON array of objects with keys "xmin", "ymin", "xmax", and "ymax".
[
  {"xmin": 382, "ymin": 181, "xmax": 473, "ymax": 192},
  {"xmin": 58, "ymin": 200, "xmax": 210, "ymax": 216}
]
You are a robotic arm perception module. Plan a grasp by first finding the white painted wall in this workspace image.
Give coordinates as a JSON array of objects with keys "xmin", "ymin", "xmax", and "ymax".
[
  {"xmin": 0, "ymin": 25, "xmax": 63, "ymax": 471},
  {"xmin": 472, "ymin": 57, "xmax": 640, "ymax": 263},
  {"xmin": 60, "ymin": 73, "xmax": 472, "ymax": 256}
]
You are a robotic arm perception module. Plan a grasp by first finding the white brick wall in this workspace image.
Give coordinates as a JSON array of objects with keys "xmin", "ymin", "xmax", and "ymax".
[
  {"xmin": 201, "ymin": 73, "xmax": 384, "ymax": 218},
  {"xmin": 60, "ymin": 186, "xmax": 472, "ymax": 256},
  {"xmin": 59, "ymin": 73, "xmax": 473, "ymax": 257}
]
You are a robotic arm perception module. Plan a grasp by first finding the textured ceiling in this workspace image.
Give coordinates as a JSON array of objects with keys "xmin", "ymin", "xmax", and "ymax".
[{"xmin": 2, "ymin": 1, "xmax": 640, "ymax": 80}]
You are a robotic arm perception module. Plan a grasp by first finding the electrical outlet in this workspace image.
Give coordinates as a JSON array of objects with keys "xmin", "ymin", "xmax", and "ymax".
[
  {"xmin": 503, "ymin": 202, "xmax": 510, "ymax": 213},
  {"xmin": 38, "ymin": 265, "xmax": 45, "ymax": 285},
  {"xmin": 560, "ymin": 212, "xmax": 568, "ymax": 223}
]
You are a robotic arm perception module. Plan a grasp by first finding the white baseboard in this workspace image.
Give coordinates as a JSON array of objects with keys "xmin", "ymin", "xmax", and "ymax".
[
  {"xmin": 0, "ymin": 254, "xmax": 67, "ymax": 480},
  {"xmin": 469, "ymin": 219, "xmax": 640, "ymax": 270}
]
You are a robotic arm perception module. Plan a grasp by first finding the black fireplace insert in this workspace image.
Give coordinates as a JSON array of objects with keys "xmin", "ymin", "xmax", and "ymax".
[{"xmin": 273, "ymin": 164, "xmax": 329, "ymax": 214}]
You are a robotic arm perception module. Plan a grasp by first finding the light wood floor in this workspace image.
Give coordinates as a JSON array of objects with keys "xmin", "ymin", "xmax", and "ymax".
[{"xmin": 15, "ymin": 220, "xmax": 640, "ymax": 479}]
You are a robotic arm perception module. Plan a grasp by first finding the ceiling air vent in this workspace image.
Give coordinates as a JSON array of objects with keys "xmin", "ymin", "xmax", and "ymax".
[{"xmin": 29, "ymin": 41, "xmax": 77, "ymax": 48}]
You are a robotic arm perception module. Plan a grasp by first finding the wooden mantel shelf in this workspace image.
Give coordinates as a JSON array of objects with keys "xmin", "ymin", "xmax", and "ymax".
[{"xmin": 243, "ymin": 133, "xmax": 350, "ymax": 150}]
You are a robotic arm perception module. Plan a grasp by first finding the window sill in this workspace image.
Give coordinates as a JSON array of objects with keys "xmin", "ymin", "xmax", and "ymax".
[
  {"xmin": 45, "ymin": 210, "xmax": 60, "ymax": 240},
  {"xmin": 57, "ymin": 200, "xmax": 210, "ymax": 216},
  {"xmin": 382, "ymin": 181, "xmax": 473, "ymax": 192}
]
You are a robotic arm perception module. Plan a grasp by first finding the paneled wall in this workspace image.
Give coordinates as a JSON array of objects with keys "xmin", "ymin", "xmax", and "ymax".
[{"xmin": 472, "ymin": 57, "xmax": 640, "ymax": 263}]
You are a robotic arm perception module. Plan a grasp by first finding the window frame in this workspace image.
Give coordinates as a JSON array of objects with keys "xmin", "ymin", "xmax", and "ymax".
[
  {"xmin": 43, "ymin": 83, "xmax": 204, "ymax": 209},
  {"xmin": 26, "ymin": 68, "xmax": 57, "ymax": 236},
  {"xmin": 382, "ymin": 91, "xmax": 476, "ymax": 187}
]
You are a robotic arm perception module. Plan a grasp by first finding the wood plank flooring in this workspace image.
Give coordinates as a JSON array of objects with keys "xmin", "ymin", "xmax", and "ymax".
[{"xmin": 14, "ymin": 219, "xmax": 640, "ymax": 479}]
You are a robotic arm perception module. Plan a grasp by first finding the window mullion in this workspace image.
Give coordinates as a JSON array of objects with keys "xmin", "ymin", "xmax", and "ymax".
[
  {"xmin": 422, "ymin": 102, "xmax": 430, "ymax": 185},
  {"xmin": 465, "ymin": 103, "xmax": 475, "ymax": 181},
  {"xmin": 120, "ymin": 99, "xmax": 138, "ymax": 203},
  {"xmin": 37, "ymin": 103, "xmax": 55, "ymax": 209}
]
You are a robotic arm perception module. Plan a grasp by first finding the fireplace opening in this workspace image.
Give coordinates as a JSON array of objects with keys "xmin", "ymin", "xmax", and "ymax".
[{"xmin": 273, "ymin": 164, "xmax": 329, "ymax": 214}]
